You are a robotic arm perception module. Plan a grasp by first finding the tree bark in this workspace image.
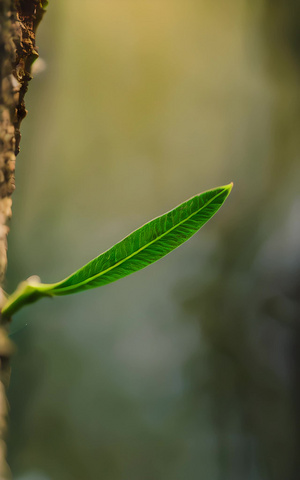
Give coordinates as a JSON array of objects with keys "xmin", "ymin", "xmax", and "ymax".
[{"xmin": 0, "ymin": 1, "xmax": 47, "ymax": 477}]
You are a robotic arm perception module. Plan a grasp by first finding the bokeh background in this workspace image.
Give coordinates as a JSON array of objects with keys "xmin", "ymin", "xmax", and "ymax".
[{"xmin": 5, "ymin": 1, "xmax": 300, "ymax": 479}]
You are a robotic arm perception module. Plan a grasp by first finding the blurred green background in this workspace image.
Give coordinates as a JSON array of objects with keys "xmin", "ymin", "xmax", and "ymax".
[{"xmin": 5, "ymin": 1, "xmax": 300, "ymax": 479}]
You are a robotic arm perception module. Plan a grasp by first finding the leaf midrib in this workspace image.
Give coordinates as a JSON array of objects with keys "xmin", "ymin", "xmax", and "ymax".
[{"xmin": 47, "ymin": 188, "xmax": 226, "ymax": 295}]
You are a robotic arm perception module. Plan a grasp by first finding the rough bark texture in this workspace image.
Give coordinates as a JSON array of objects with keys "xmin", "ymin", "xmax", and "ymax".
[{"xmin": 0, "ymin": 1, "xmax": 47, "ymax": 477}]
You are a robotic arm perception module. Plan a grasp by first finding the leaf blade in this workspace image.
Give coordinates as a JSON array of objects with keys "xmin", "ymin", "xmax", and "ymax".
[{"xmin": 45, "ymin": 183, "xmax": 232, "ymax": 294}]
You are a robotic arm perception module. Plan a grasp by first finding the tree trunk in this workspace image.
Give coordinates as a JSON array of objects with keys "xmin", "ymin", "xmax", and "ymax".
[{"xmin": 0, "ymin": 1, "xmax": 47, "ymax": 477}]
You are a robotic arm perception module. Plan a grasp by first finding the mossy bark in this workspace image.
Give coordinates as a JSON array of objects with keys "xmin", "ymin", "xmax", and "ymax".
[{"xmin": 0, "ymin": 1, "xmax": 47, "ymax": 477}]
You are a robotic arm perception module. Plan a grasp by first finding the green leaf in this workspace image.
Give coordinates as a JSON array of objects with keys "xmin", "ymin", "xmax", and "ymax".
[{"xmin": 2, "ymin": 183, "xmax": 232, "ymax": 318}]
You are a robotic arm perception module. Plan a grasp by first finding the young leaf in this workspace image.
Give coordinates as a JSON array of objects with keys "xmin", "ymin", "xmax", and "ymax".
[{"xmin": 2, "ymin": 183, "xmax": 232, "ymax": 318}]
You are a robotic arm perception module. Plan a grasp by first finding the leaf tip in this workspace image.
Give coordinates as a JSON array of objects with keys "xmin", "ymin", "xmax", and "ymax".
[{"xmin": 225, "ymin": 182, "xmax": 233, "ymax": 195}]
